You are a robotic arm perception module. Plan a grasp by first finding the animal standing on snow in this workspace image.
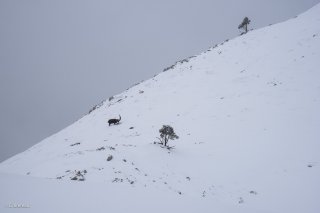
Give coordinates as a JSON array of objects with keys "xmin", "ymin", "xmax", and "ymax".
[{"xmin": 108, "ymin": 115, "xmax": 121, "ymax": 126}]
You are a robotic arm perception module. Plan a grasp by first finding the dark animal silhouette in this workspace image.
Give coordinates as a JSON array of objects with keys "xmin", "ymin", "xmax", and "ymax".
[{"xmin": 108, "ymin": 115, "xmax": 121, "ymax": 126}]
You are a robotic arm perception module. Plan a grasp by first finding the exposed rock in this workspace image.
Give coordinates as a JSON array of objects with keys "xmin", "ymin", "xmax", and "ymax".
[{"xmin": 107, "ymin": 155, "xmax": 113, "ymax": 161}]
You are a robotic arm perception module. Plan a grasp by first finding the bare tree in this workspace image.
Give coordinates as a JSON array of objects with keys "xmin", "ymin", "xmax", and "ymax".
[{"xmin": 238, "ymin": 17, "xmax": 251, "ymax": 33}]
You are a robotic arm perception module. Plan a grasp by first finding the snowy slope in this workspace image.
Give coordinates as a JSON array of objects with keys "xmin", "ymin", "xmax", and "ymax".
[{"xmin": 1, "ymin": 4, "xmax": 320, "ymax": 213}]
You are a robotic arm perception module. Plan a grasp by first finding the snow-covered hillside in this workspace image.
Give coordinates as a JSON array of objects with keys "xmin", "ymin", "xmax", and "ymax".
[{"xmin": 1, "ymin": 4, "xmax": 320, "ymax": 213}]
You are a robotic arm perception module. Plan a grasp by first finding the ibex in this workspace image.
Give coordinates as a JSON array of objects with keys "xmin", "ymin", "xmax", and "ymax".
[{"xmin": 108, "ymin": 115, "xmax": 121, "ymax": 126}]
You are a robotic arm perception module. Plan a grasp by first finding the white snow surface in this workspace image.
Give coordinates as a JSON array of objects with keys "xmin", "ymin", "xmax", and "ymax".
[{"xmin": 1, "ymin": 4, "xmax": 320, "ymax": 213}]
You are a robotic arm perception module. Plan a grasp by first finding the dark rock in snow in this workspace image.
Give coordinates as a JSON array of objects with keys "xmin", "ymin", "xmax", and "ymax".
[
  {"xmin": 107, "ymin": 155, "xmax": 113, "ymax": 161},
  {"xmin": 249, "ymin": 190, "xmax": 258, "ymax": 195},
  {"xmin": 71, "ymin": 176, "xmax": 78, "ymax": 180}
]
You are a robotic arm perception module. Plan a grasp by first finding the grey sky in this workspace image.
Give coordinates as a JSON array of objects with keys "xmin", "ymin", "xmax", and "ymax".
[{"xmin": 0, "ymin": 0, "xmax": 319, "ymax": 162}]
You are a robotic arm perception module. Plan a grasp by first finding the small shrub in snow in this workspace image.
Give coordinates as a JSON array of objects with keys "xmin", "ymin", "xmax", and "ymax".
[
  {"xmin": 107, "ymin": 146, "xmax": 115, "ymax": 151},
  {"xmin": 238, "ymin": 197, "xmax": 244, "ymax": 204},
  {"xmin": 88, "ymin": 100, "xmax": 105, "ymax": 114},
  {"xmin": 70, "ymin": 170, "xmax": 86, "ymax": 181},
  {"xmin": 157, "ymin": 125, "xmax": 179, "ymax": 147},
  {"xmin": 96, "ymin": 147, "xmax": 105, "ymax": 151}
]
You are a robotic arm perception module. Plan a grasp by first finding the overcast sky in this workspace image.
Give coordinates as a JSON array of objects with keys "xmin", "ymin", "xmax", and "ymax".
[{"xmin": 0, "ymin": 0, "xmax": 319, "ymax": 162}]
